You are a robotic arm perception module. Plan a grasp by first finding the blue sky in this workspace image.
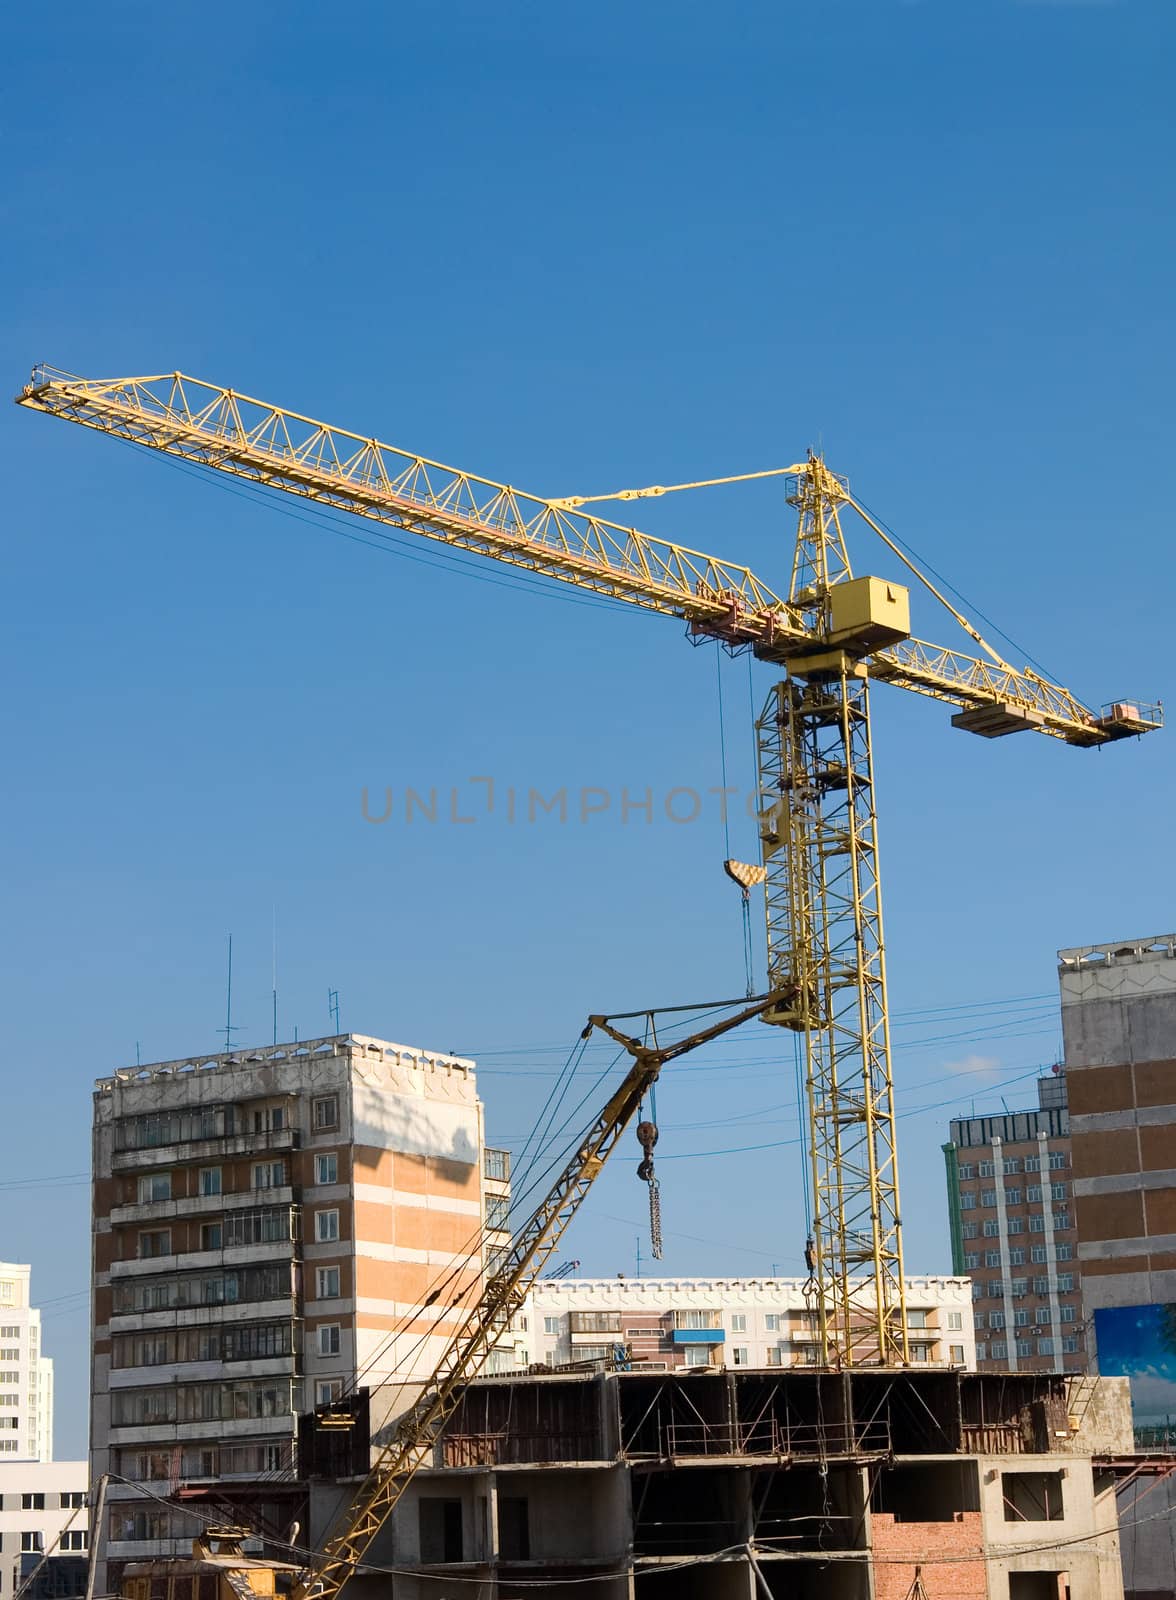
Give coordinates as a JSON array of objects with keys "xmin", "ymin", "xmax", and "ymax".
[{"xmin": 2, "ymin": 0, "xmax": 1173, "ymax": 1458}]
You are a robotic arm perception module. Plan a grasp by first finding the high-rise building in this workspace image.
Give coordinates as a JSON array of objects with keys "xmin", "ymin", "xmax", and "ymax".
[
  {"xmin": 507, "ymin": 1274, "xmax": 975, "ymax": 1372},
  {"xmin": 0, "ymin": 1463, "xmax": 89, "ymax": 1600},
  {"xmin": 941, "ymin": 1074, "xmax": 1085, "ymax": 1374},
  {"xmin": 0, "ymin": 1264, "xmax": 54, "ymax": 1463},
  {"xmin": 1058, "ymin": 935, "xmax": 1176, "ymax": 1420},
  {"xmin": 90, "ymin": 1032, "xmax": 508, "ymax": 1594}
]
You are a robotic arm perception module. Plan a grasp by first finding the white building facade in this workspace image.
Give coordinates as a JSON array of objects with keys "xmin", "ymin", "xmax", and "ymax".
[
  {"xmin": 0, "ymin": 1461, "xmax": 88, "ymax": 1600},
  {"xmin": 502, "ymin": 1274, "xmax": 976, "ymax": 1372},
  {"xmin": 0, "ymin": 1266, "xmax": 54, "ymax": 1464}
]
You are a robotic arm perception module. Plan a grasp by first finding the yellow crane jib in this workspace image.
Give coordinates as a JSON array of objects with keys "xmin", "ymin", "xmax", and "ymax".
[{"xmin": 15, "ymin": 364, "xmax": 1162, "ymax": 1374}]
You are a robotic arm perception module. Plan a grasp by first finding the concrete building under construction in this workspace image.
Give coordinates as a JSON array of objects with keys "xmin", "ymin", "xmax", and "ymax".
[{"xmin": 303, "ymin": 1365, "xmax": 1139, "ymax": 1600}]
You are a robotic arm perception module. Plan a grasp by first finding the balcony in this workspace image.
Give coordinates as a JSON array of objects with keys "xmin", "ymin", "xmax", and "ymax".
[
  {"xmin": 111, "ymin": 1126, "xmax": 299, "ymax": 1173},
  {"xmin": 110, "ymin": 1187, "xmax": 298, "ymax": 1227},
  {"xmin": 671, "ymin": 1328, "xmax": 726, "ymax": 1346}
]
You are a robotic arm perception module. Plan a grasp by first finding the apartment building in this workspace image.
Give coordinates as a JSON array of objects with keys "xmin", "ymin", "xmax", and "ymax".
[
  {"xmin": 0, "ymin": 1463, "xmax": 88, "ymax": 1600},
  {"xmin": 91, "ymin": 1032, "xmax": 507, "ymax": 1594},
  {"xmin": 1058, "ymin": 936, "xmax": 1176, "ymax": 1375},
  {"xmin": 0, "ymin": 1265, "xmax": 54, "ymax": 1464},
  {"xmin": 497, "ymin": 1274, "xmax": 975, "ymax": 1372},
  {"xmin": 943, "ymin": 1073, "xmax": 1084, "ymax": 1374}
]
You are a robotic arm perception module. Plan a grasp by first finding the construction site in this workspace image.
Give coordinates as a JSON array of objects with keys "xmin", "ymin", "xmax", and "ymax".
[{"xmin": 15, "ymin": 370, "xmax": 1168, "ymax": 1600}]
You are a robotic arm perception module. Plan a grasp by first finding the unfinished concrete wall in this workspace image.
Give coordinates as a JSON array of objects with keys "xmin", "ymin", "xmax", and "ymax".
[{"xmin": 978, "ymin": 1454, "xmax": 1124, "ymax": 1600}]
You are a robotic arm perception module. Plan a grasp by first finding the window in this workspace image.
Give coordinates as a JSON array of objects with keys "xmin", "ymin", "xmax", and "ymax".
[
  {"xmin": 1015, "ymin": 1340, "xmax": 1033, "ymax": 1358},
  {"xmin": 60, "ymin": 1531, "xmax": 87, "ymax": 1551},
  {"xmin": 964, "ymin": 1253, "xmax": 980, "ymax": 1270},
  {"xmin": 543, "ymin": 1316, "xmax": 560, "ymax": 1336},
  {"xmin": 1060, "ymin": 1305, "xmax": 1076, "ymax": 1323},
  {"xmin": 950, "ymin": 1344, "xmax": 965, "ymax": 1363},
  {"xmin": 199, "ymin": 1167, "xmax": 222, "ymax": 1196},
  {"xmin": 138, "ymin": 1229, "xmax": 171, "ymax": 1260},
  {"xmin": 684, "ymin": 1345, "xmax": 710, "ymax": 1367},
  {"xmin": 316, "ymin": 1266, "xmax": 341, "ymax": 1299},
  {"xmin": 984, "ymin": 1251, "xmax": 1000, "ymax": 1268},
  {"xmin": 313, "ymin": 1095, "xmax": 339, "ymax": 1132},
  {"xmin": 1034, "ymin": 1277, "xmax": 1050, "ymax": 1295},
  {"xmin": 981, "ymin": 1189, "xmax": 997, "ymax": 1207},
  {"xmin": 1014, "ymin": 1310, "xmax": 1030, "ymax": 1328},
  {"xmin": 315, "ymin": 1379, "xmax": 343, "ymax": 1405},
  {"xmin": 315, "ymin": 1152, "xmax": 338, "ymax": 1185},
  {"xmin": 1025, "ymin": 1155, "xmax": 1041, "ymax": 1172},
  {"xmin": 21, "ymin": 1533, "xmax": 42, "ymax": 1553},
  {"xmin": 1051, "ymin": 1183, "xmax": 1068, "ymax": 1202},
  {"xmin": 1003, "ymin": 1158, "xmax": 1022, "ymax": 1175},
  {"xmin": 1063, "ymin": 1336, "xmax": 1080, "ymax": 1354},
  {"xmin": 979, "ymin": 1161, "xmax": 995, "ymax": 1178},
  {"xmin": 732, "ymin": 1346, "xmax": 750, "ymax": 1365},
  {"xmin": 22, "ymin": 1493, "xmax": 45, "ymax": 1510},
  {"xmin": 675, "ymin": 1310, "xmax": 720, "ymax": 1330},
  {"xmin": 1027, "ymin": 1185, "xmax": 1043, "ymax": 1203},
  {"xmin": 991, "ymin": 1340, "xmax": 1008, "ymax": 1359},
  {"xmin": 315, "ymin": 1210, "xmax": 340, "ymax": 1243},
  {"xmin": 1057, "ymin": 1273, "xmax": 1074, "ymax": 1292},
  {"xmin": 1038, "ymin": 1338, "xmax": 1055, "ymax": 1357},
  {"xmin": 764, "ymin": 1314, "xmax": 781, "ymax": 1332},
  {"xmin": 947, "ymin": 1311, "xmax": 963, "ymax": 1331},
  {"xmin": 1011, "ymin": 1279, "xmax": 1027, "ymax": 1297},
  {"xmin": 1005, "ymin": 1188, "xmax": 1023, "ymax": 1205},
  {"xmin": 486, "ymin": 1195, "xmax": 510, "ymax": 1231},
  {"xmin": 1035, "ymin": 1307, "xmax": 1051, "ymax": 1325},
  {"xmin": 962, "ymin": 1222, "xmax": 978, "ymax": 1239},
  {"xmin": 1029, "ymin": 1216, "xmax": 1045, "ymax": 1233},
  {"xmin": 957, "ymin": 1163, "xmax": 975, "ymax": 1180},
  {"xmin": 1048, "ymin": 1152, "xmax": 1067, "ymax": 1170},
  {"xmin": 252, "ymin": 1161, "xmax": 287, "ymax": 1189},
  {"xmin": 730, "ymin": 1313, "xmax": 747, "ymax": 1333},
  {"xmin": 959, "ymin": 1191, "xmax": 977, "ymax": 1210},
  {"xmin": 1054, "ymin": 1213, "xmax": 1072, "ymax": 1231},
  {"xmin": 975, "ymin": 1341, "xmax": 986, "ymax": 1361},
  {"xmin": 317, "ymin": 1324, "xmax": 341, "ymax": 1356},
  {"xmin": 61, "ymin": 1492, "xmax": 86, "ymax": 1509},
  {"xmin": 765, "ymin": 1347, "xmax": 783, "ymax": 1366},
  {"xmin": 972, "ymin": 1282, "xmax": 985, "ymax": 1301},
  {"xmin": 137, "ymin": 1173, "xmax": 172, "ymax": 1204},
  {"xmin": 989, "ymin": 1281, "xmax": 1005, "ymax": 1299},
  {"xmin": 983, "ymin": 1221, "xmax": 1000, "ymax": 1237},
  {"xmin": 1056, "ymin": 1243, "xmax": 1073, "ymax": 1261},
  {"xmin": 200, "ymin": 1222, "xmax": 223, "ymax": 1251},
  {"xmin": 989, "ymin": 1311, "xmax": 1005, "ymax": 1330},
  {"xmin": 1031, "ymin": 1245, "xmax": 1048, "ymax": 1263},
  {"xmin": 1007, "ymin": 1218, "xmax": 1025, "ymax": 1235},
  {"xmin": 0, "ymin": 1326, "xmax": 18, "ymax": 1338},
  {"xmin": 484, "ymin": 1148, "xmax": 510, "ymax": 1182}
]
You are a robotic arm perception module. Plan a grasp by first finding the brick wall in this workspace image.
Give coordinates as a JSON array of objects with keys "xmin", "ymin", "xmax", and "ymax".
[{"xmin": 870, "ymin": 1512, "xmax": 987, "ymax": 1600}]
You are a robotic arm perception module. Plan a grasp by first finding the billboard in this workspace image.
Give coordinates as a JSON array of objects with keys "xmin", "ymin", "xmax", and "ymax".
[{"xmin": 1094, "ymin": 1302, "xmax": 1176, "ymax": 1449}]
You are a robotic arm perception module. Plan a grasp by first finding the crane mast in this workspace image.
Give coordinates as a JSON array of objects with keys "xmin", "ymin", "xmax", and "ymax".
[
  {"xmin": 757, "ymin": 462, "xmax": 906, "ymax": 1363},
  {"xmin": 15, "ymin": 367, "xmax": 1162, "ymax": 1373}
]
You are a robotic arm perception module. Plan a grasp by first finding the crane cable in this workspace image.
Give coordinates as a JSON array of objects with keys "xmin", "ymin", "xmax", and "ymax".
[{"xmin": 716, "ymin": 647, "xmax": 756, "ymax": 997}]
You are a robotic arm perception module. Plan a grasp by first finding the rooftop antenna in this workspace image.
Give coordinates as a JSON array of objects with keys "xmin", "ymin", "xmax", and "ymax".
[
  {"xmin": 329, "ymin": 988, "xmax": 340, "ymax": 1035},
  {"xmin": 635, "ymin": 1236, "xmax": 643, "ymax": 1279},
  {"xmin": 135, "ymin": 1041, "xmax": 141, "ymax": 1068},
  {"xmin": 272, "ymin": 907, "xmax": 278, "ymax": 1047},
  {"xmin": 218, "ymin": 934, "xmax": 241, "ymax": 1053}
]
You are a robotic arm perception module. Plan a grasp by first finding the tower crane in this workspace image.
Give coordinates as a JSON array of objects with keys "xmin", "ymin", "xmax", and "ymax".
[{"xmin": 16, "ymin": 367, "xmax": 1161, "ymax": 1369}]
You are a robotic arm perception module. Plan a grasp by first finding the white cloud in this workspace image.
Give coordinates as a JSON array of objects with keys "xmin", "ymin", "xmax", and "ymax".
[{"xmin": 942, "ymin": 1054, "xmax": 1003, "ymax": 1084}]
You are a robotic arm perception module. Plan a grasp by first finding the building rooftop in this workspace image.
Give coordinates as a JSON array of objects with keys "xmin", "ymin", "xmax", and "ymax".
[{"xmin": 95, "ymin": 1032, "xmax": 476, "ymax": 1092}]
